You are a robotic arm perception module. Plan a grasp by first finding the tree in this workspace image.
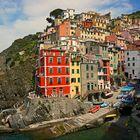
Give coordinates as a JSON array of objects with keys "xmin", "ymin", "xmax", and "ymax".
[
  {"xmin": 46, "ymin": 8, "xmax": 63, "ymax": 27},
  {"xmin": 46, "ymin": 17, "xmax": 55, "ymax": 27},
  {"xmin": 50, "ymin": 8, "xmax": 64, "ymax": 18}
]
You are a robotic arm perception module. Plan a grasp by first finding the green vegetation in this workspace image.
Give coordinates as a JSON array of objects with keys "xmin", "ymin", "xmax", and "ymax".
[
  {"xmin": 46, "ymin": 8, "xmax": 64, "ymax": 27},
  {"xmin": 0, "ymin": 33, "xmax": 40, "ymax": 109},
  {"xmin": 50, "ymin": 8, "xmax": 64, "ymax": 18},
  {"xmin": 129, "ymin": 11, "xmax": 140, "ymax": 19}
]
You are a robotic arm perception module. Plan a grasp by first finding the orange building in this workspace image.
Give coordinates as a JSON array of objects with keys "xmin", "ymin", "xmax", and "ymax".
[{"xmin": 58, "ymin": 20, "xmax": 70, "ymax": 37}]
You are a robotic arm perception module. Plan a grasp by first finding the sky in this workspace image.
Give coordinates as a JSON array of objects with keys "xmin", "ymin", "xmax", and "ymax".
[{"xmin": 0, "ymin": 0, "xmax": 139, "ymax": 53}]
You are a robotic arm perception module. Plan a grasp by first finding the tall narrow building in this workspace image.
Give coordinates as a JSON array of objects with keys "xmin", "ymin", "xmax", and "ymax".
[{"xmin": 36, "ymin": 44, "xmax": 70, "ymax": 97}]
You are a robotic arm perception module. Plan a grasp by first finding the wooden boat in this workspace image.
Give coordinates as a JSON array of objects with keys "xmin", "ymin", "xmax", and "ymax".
[
  {"xmin": 88, "ymin": 105, "xmax": 100, "ymax": 113},
  {"xmin": 104, "ymin": 114, "xmax": 117, "ymax": 122}
]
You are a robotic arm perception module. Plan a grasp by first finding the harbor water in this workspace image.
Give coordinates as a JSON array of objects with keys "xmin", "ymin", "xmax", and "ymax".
[{"xmin": 0, "ymin": 116, "xmax": 133, "ymax": 140}]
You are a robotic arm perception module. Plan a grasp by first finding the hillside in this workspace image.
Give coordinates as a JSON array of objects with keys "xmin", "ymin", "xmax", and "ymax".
[
  {"xmin": 0, "ymin": 33, "xmax": 39, "ymax": 109},
  {"xmin": 129, "ymin": 10, "xmax": 140, "ymax": 19}
]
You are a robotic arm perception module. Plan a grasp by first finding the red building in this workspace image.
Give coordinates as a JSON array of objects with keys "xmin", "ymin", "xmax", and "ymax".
[
  {"xmin": 102, "ymin": 59, "xmax": 110, "ymax": 82},
  {"xmin": 36, "ymin": 46, "xmax": 70, "ymax": 97},
  {"xmin": 82, "ymin": 19, "xmax": 93, "ymax": 28}
]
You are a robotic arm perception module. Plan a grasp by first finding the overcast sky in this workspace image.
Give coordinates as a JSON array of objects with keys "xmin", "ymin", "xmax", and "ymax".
[{"xmin": 0, "ymin": 0, "xmax": 139, "ymax": 52}]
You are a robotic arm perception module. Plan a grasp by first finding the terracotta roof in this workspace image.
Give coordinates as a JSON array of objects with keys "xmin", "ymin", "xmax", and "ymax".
[
  {"xmin": 105, "ymin": 34, "xmax": 117, "ymax": 43},
  {"xmin": 127, "ymin": 44, "xmax": 140, "ymax": 51}
]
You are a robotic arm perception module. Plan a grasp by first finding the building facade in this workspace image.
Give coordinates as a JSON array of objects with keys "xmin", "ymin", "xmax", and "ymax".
[
  {"xmin": 36, "ymin": 44, "xmax": 70, "ymax": 97},
  {"xmin": 80, "ymin": 62, "xmax": 98, "ymax": 97},
  {"xmin": 124, "ymin": 48, "xmax": 140, "ymax": 79},
  {"xmin": 70, "ymin": 53, "xmax": 81, "ymax": 98}
]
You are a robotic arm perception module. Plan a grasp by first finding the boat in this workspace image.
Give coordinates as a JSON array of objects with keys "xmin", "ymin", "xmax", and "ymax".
[
  {"xmin": 100, "ymin": 102, "xmax": 109, "ymax": 108},
  {"xmin": 101, "ymin": 92, "xmax": 113, "ymax": 99},
  {"xmin": 92, "ymin": 100, "xmax": 104, "ymax": 105},
  {"xmin": 88, "ymin": 105, "xmax": 100, "ymax": 113},
  {"xmin": 121, "ymin": 97, "xmax": 134, "ymax": 104},
  {"xmin": 104, "ymin": 114, "xmax": 117, "ymax": 122},
  {"xmin": 116, "ymin": 92, "xmax": 129, "ymax": 99}
]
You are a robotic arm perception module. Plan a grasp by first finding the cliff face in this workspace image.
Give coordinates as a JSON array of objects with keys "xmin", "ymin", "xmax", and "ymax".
[{"xmin": 0, "ymin": 34, "xmax": 39, "ymax": 109}]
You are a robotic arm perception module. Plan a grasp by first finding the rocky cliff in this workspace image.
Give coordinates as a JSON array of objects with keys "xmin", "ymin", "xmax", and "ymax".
[{"xmin": 0, "ymin": 33, "xmax": 39, "ymax": 110}]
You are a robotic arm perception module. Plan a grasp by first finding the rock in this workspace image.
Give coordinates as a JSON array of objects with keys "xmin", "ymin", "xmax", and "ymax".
[
  {"xmin": 8, "ymin": 114, "xmax": 26, "ymax": 128},
  {"xmin": 0, "ymin": 97, "xmax": 92, "ymax": 128}
]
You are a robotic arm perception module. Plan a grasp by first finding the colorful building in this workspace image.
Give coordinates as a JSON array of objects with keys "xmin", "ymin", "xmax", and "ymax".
[
  {"xmin": 80, "ymin": 61, "xmax": 98, "ymax": 97},
  {"xmin": 36, "ymin": 44, "xmax": 70, "ymax": 97},
  {"xmin": 124, "ymin": 45, "xmax": 140, "ymax": 79},
  {"xmin": 58, "ymin": 19, "xmax": 71, "ymax": 37},
  {"xmin": 70, "ymin": 53, "xmax": 81, "ymax": 98}
]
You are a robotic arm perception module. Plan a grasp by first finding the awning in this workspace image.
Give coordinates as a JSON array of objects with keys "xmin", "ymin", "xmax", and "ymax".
[{"xmin": 105, "ymin": 92, "xmax": 113, "ymax": 96}]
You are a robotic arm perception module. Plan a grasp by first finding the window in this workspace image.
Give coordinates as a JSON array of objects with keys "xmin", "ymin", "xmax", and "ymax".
[
  {"xmin": 57, "ymin": 57, "xmax": 61, "ymax": 64},
  {"xmin": 76, "ymin": 87, "xmax": 79, "ymax": 93},
  {"xmin": 72, "ymin": 69, "xmax": 74, "ymax": 74},
  {"xmin": 58, "ymin": 77, "xmax": 61, "ymax": 84},
  {"xmin": 48, "ymin": 50, "xmax": 50, "ymax": 54},
  {"xmin": 127, "ymin": 57, "xmax": 130, "ymax": 61},
  {"xmin": 71, "ymin": 78, "xmax": 76, "ymax": 83},
  {"xmin": 65, "ymin": 57, "xmax": 69, "ymax": 64},
  {"xmin": 66, "ymin": 77, "xmax": 69, "ymax": 84},
  {"xmin": 87, "ymin": 73, "xmax": 89, "ymax": 79},
  {"xmin": 98, "ymin": 76, "xmax": 102, "ymax": 80},
  {"xmin": 110, "ymin": 64, "xmax": 113, "ymax": 67},
  {"xmin": 91, "ymin": 83, "xmax": 94, "ymax": 90},
  {"xmin": 87, "ymin": 83, "xmax": 90, "ymax": 90},
  {"xmin": 77, "ymin": 62, "xmax": 79, "ymax": 66},
  {"xmin": 99, "ymin": 68, "xmax": 102, "ymax": 72},
  {"xmin": 77, "ymin": 69, "xmax": 79, "ymax": 73},
  {"xmin": 60, "ymin": 48, "xmax": 63, "ymax": 56},
  {"xmin": 78, "ymin": 78, "xmax": 80, "ymax": 82},
  {"xmin": 86, "ymin": 64, "xmax": 89, "ymax": 71},
  {"xmin": 50, "ymin": 78, "xmax": 53, "ymax": 84},
  {"xmin": 49, "ymin": 68, "xmax": 53, "ymax": 73},
  {"xmin": 91, "ymin": 65, "xmax": 93, "ymax": 70},
  {"xmin": 127, "ymin": 52, "xmax": 129, "ymax": 55},
  {"xmin": 132, "ymin": 70, "xmax": 135, "ymax": 74},
  {"xmin": 59, "ymin": 88, "xmax": 63, "ymax": 96},
  {"xmin": 49, "ymin": 57, "xmax": 53, "ymax": 64},
  {"xmin": 133, "ymin": 63, "xmax": 135, "ymax": 66},
  {"xmin": 58, "ymin": 67, "xmax": 61, "ymax": 73},
  {"xmin": 72, "ymin": 62, "xmax": 74, "ymax": 66},
  {"xmin": 91, "ymin": 73, "xmax": 93, "ymax": 78},
  {"xmin": 66, "ymin": 68, "xmax": 69, "ymax": 74},
  {"xmin": 118, "ymin": 54, "xmax": 119, "ymax": 59},
  {"xmin": 128, "ymin": 63, "xmax": 130, "ymax": 66},
  {"xmin": 132, "ymin": 57, "xmax": 135, "ymax": 61}
]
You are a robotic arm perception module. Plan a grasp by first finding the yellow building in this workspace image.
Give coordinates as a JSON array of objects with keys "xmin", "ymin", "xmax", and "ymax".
[
  {"xmin": 93, "ymin": 17, "xmax": 108, "ymax": 29},
  {"xmin": 54, "ymin": 18, "xmax": 62, "ymax": 26},
  {"xmin": 92, "ymin": 30, "xmax": 107, "ymax": 42},
  {"xmin": 70, "ymin": 53, "xmax": 81, "ymax": 98}
]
